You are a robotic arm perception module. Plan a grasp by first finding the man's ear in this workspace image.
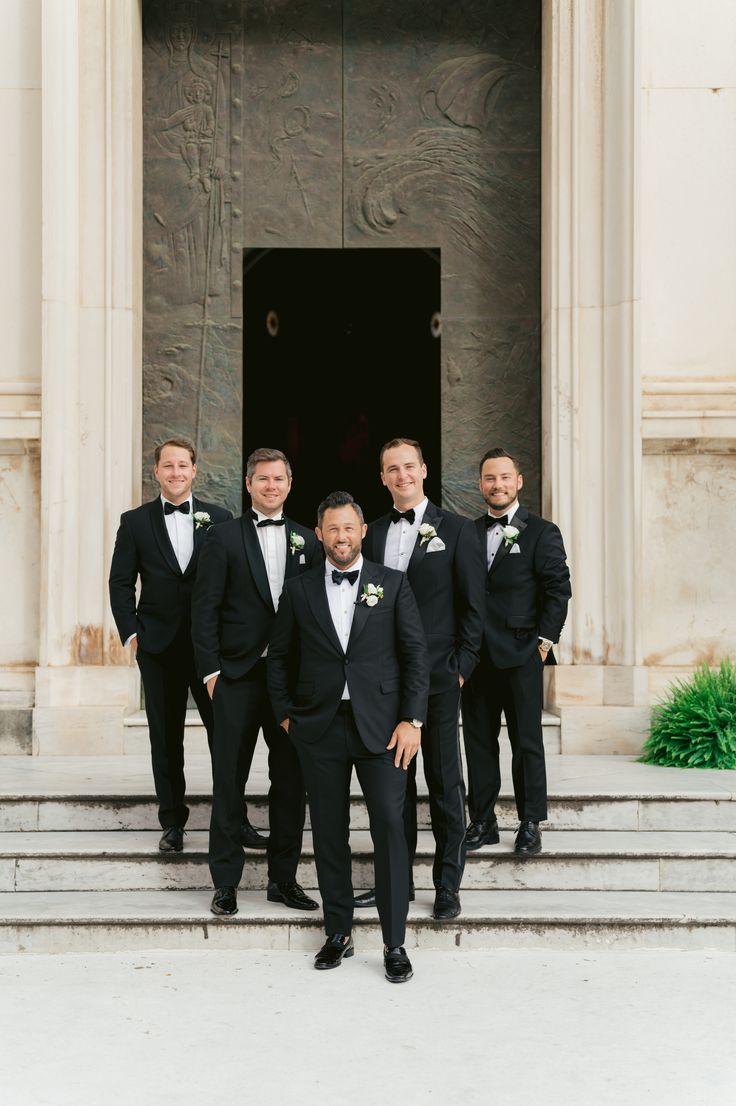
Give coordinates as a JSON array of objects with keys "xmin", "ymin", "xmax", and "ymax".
[{"xmin": 315, "ymin": 526, "xmax": 323, "ymax": 543}]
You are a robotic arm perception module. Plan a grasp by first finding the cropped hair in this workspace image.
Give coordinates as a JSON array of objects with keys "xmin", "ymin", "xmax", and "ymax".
[
  {"xmin": 379, "ymin": 437, "xmax": 424, "ymax": 469},
  {"xmin": 246, "ymin": 447, "xmax": 292, "ymax": 480},
  {"xmin": 479, "ymin": 447, "xmax": 521, "ymax": 476},
  {"xmin": 317, "ymin": 490, "xmax": 365, "ymax": 529},
  {"xmin": 154, "ymin": 438, "xmax": 196, "ymax": 465}
]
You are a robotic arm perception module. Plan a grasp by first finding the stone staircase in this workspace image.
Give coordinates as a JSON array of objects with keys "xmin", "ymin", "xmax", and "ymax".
[{"xmin": 1, "ymin": 744, "xmax": 735, "ymax": 953}]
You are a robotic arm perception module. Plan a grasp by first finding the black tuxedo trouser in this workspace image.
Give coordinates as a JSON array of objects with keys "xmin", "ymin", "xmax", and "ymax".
[
  {"xmin": 461, "ymin": 646, "xmax": 548, "ymax": 823},
  {"xmin": 294, "ymin": 703, "xmax": 409, "ymax": 948},
  {"xmin": 135, "ymin": 625, "xmax": 214, "ymax": 830},
  {"xmin": 209, "ymin": 662, "xmax": 306, "ymax": 889},
  {"xmin": 403, "ymin": 685, "xmax": 466, "ymax": 893}
]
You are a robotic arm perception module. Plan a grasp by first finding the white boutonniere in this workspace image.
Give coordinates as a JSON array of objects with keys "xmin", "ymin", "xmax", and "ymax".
[
  {"xmin": 360, "ymin": 583, "xmax": 384, "ymax": 607},
  {"xmin": 418, "ymin": 523, "xmax": 437, "ymax": 547},
  {"xmin": 193, "ymin": 511, "xmax": 212, "ymax": 530},
  {"xmin": 289, "ymin": 531, "xmax": 305, "ymax": 557},
  {"xmin": 502, "ymin": 525, "xmax": 520, "ymax": 548}
]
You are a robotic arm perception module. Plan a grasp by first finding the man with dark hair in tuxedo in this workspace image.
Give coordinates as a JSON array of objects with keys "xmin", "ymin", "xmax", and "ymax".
[
  {"xmin": 109, "ymin": 438, "xmax": 232, "ymax": 852},
  {"xmin": 352, "ymin": 438, "xmax": 484, "ymax": 921},
  {"xmin": 268, "ymin": 491, "xmax": 429, "ymax": 982},
  {"xmin": 462, "ymin": 447, "xmax": 571, "ymax": 856},
  {"xmin": 191, "ymin": 447, "xmax": 321, "ymax": 917}
]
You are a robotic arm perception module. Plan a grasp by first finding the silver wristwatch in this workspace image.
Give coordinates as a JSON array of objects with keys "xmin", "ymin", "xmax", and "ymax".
[{"xmin": 407, "ymin": 718, "xmax": 422, "ymax": 729}]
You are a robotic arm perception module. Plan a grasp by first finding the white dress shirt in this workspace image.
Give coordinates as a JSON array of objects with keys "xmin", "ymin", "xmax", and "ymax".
[
  {"xmin": 383, "ymin": 496, "xmax": 428, "ymax": 572},
  {"xmin": 162, "ymin": 493, "xmax": 194, "ymax": 573},
  {"xmin": 325, "ymin": 556, "xmax": 362, "ymax": 699},
  {"xmin": 485, "ymin": 500, "xmax": 520, "ymax": 569}
]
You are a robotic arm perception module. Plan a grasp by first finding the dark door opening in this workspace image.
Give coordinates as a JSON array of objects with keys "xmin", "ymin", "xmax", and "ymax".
[{"xmin": 243, "ymin": 248, "xmax": 441, "ymax": 525}]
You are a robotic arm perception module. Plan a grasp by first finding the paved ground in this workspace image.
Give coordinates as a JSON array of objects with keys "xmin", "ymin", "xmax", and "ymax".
[{"xmin": 1, "ymin": 948, "xmax": 734, "ymax": 1105}]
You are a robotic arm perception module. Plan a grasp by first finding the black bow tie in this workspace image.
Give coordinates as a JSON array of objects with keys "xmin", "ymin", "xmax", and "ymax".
[
  {"xmin": 391, "ymin": 507, "xmax": 415, "ymax": 525},
  {"xmin": 164, "ymin": 501, "xmax": 190, "ymax": 515},
  {"xmin": 485, "ymin": 514, "xmax": 508, "ymax": 529},
  {"xmin": 253, "ymin": 512, "xmax": 285, "ymax": 528},
  {"xmin": 332, "ymin": 569, "xmax": 359, "ymax": 586}
]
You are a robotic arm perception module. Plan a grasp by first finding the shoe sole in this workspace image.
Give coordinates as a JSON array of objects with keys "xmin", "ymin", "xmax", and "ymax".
[
  {"xmin": 315, "ymin": 947, "xmax": 354, "ymax": 970},
  {"xmin": 514, "ymin": 846, "xmax": 542, "ymax": 858},
  {"xmin": 242, "ymin": 841, "xmax": 268, "ymax": 849},
  {"xmin": 266, "ymin": 891, "xmax": 319, "ymax": 911},
  {"xmin": 465, "ymin": 836, "xmax": 500, "ymax": 851},
  {"xmin": 385, "ymin": 970, "xmax": 414, "ymax": 983},
  {"xmin": 210, "ymin": 904, "xmax": 238, "ymax": 916},
  {"xmin": 158, "ymin": 844, "xmax": 183, "ymax": 853},
  {"xmin": 432, "ymin": 910, "xmax": 462, "ymax": 921}
]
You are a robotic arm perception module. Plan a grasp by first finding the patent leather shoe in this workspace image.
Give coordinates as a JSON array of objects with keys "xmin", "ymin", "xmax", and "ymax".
[
  {"xmin": 465, "ymin": 818, "xmax": 500, "ymax": 850},
  {"xmin": 240, "ymin": 819, "xmax": 268, "ymax": 849},
  {"xmin": 353, "ymin": 883, "xmax": 415, "ymax": 909},
  {"xmin": 514, "ymin": 820, "xmax": 542, "ymax": 856},
  {"xmin": 384, "ymin": 946, "xmax": 413, "ymax": 983},
  {"xmin": 267, "ymin": 880, "xmax": 319, "ymax": 911},
  {"xmin": 314, "ymin": 933, "xmax": 354, "ymax": 970},
  {"xmin": 210, "ymin": 886, "xmax": 238, "ymax": 915},
  {"xmin": 158, "ymin": 826, "xmax": 184, "ymax": 852},
  {"xmin": 432, "ymin": 886, "xmax": 461, "ymax": 920}
]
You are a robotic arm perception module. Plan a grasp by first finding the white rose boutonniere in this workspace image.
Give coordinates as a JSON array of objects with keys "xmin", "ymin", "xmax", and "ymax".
[
  {"xmin": 289, "ymin": 531, "xmax": 305, "ymax": 557},
  {"xmin": 502, "ymin": 525, "xmax": 520, "ymax": 548},
  {"xmin": 193, "ymin": 511, "xmax": 212, "ymax": 530},
  {"xmin": 360, "ymin": 583, "xmax": 384, "ymax": 607},
  {"xmin": 418, "ymin": 523, "xmax": 437, "ymax": 546}
]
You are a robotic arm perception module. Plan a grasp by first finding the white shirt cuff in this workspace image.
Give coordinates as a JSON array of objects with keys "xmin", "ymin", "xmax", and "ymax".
[
  {"xmin": 204, "ymin": 670, "xmax": 220, "ymax": 684},
  {"xmin": 124, "ymin": 633, "xmax": 137, "ymax": 647}
]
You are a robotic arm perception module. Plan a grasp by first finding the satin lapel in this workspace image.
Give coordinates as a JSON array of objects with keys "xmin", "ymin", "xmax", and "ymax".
[
  {"xmin": 488, "ymin": 508, "xmax": 528, "ymax": 577},
  {"xmin": 368, "ymin": 515, "xmax": 391, "ymax": 564},
  {"xmin": 184, "ymin": 497, "xmax": 206, "ymax": 577},
  {"xmin": 347, "ymin": 564, "xmax": 381, "ymax": 651},
  {"xmin": 150, "ymin": 499, "xmax": 183, "ymax": 577},
  {"xmin": 240, "ymin": 515, "xmax": 276, "ymax": 613},
  {"xmin": 283, "ymin": 518, "xmax": 303, "ymax": 580},
  {"xmin": 303, "ymin": 568, "xmax": 345, "ymax": 656},
  {"xmin": 407, "ymin": 500, "xmax": 443, "ymax": 576}
]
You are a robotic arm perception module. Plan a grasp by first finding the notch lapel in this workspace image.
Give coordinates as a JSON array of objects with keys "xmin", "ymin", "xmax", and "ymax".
[
  {"xmin": 303, "ymin": 567, "xmax": 345, "ymax": 656},
  {"xmin": 407, "ymin": 500, "xmax": 443, "ymax": 576},
  {"xmin": 488, "ymin": 507, "xmax": 528, "ymax": 576},
  {"xmin": 240, "ymin": 514, "xmax": 276, "ymax": 613},
  {"xmin": 150, "ymin": 499, "xmax": 183, "ymax": 577}
]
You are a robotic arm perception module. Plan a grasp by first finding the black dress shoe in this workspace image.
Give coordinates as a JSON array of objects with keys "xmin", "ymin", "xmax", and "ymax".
[
  {"xmin": 384, "ymin": 946, "xmax": 413, "ymax": 983},
  {"xmin": 267, "ymin": 880, "xmax": 319, "ymax": 911},
  {"xmin": 514, "ymin": 820, "xmax": 542, "ymax": 856},
  {"xmin": 158, "ymin": 826, "xmax": 184, "ymax": 852},
  {"xmin": 465, "ymin": 818, "xmax": 500, "ymax": 850},
  {"xmin": 353, "ymin": 884, "xmax": 415, "ymax": 909},
  {"xmin": 432, "ymin": 886, "xmax": 461, "ymax": 920},
  {"xmin": 211, "ymin": 886, "xmax": 238, "ymax": 915},
  {"xmin": 240, "ymin": 820, "xmax": 268, "ymax": 849},
  {"xmin": 314, "ymin": 933, "xmax": 354, "ymax": 970}
]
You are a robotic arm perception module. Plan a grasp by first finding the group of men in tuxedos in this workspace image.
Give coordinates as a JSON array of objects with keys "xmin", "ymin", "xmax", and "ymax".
[{"xmin": 109, "ymin": 437, "xmax": 571, "ymax": 983}]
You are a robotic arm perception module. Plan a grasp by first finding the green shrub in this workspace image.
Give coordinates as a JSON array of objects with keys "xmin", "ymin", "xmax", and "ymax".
[{"xmin": 640, "ymin": 659, "xmax": 736, "ymax": 769}]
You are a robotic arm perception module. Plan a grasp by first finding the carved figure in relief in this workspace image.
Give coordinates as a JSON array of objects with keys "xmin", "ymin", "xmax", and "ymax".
[{"xmin": 161, "ymin": 76, "xmax": 216, "ymax": 193}]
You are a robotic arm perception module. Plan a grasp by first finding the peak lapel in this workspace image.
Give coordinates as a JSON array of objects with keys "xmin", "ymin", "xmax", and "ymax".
[
  {"xmin": 150, "ymin": 499, "xmax": 183, "ymax": 577},
  {"xmin": 303, "ymin": 568, "xmax": 345, "ymax": 656},
  {"xmin": 407, "ymin": 500, "xmax": 443, "ymax": 576},
  {"xmin": 240, "ymin": 515, "xmax": 276, "ymax": 613}
]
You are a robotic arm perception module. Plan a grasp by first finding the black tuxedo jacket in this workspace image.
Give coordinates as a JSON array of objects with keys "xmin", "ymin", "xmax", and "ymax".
[
  {"xmin": 191, "ymin": 514, "xmax": 321, "ymax": 681},
  {"xmin": 267, "ymin": 559, "xmax": 429, "ymax": 754},
  {"xmin": 475, "ymin": 505, "xmax": 572, "ymax": 670},
  {"xmin": 108, "ymin": 496, "xmax": 232, "ymax": 654},
  {"xmin": 363, "ymin": 501, "xmax": 484, "ymax": 694}
]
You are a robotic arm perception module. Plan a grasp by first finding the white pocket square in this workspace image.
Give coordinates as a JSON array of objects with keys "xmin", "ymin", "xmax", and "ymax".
[
  {"xmin": 299, "ymin": 554, "xmax": 306, "ymax": 564},
  {"xmin": 426, "ymin": 537, "xmax": 446, "ymax": 553},
  {"xmin": 509, "ymin": 544, "xmax": 521, "ymax": 554}
]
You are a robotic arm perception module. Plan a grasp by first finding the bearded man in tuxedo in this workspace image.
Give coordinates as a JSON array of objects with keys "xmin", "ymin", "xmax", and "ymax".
[
  {"xmin": 353, "ymin": 439, "xmax": 484, "ymax": 921},
  {"xmin": 109, "ymin": 439, "xmax": 232, "ymax": 851},
  {"xmin": 191, "ymin": 448, "xmax": 321, "ymax": 917},
  {"xmin": 461, "ymin": 448, "xmax": 572, "ymax": 856},
  {"xmin": 267, "ymin": 491, "xmax": 429, "ymax": 982}
]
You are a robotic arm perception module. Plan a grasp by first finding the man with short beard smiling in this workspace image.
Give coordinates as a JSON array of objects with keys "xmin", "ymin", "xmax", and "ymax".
[{"xmin": 267, "ymin": 491, "xmax": 429, "ymax": 982}]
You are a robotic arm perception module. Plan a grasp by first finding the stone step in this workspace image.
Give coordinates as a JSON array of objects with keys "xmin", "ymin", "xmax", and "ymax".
[
  {"xmin": 119, "ymin": 709, "xmax": 563, "ymax": 756},
  {"xmin": 2, "ymin": 754, "xmax": 735, "ymax": 832},
  {"xmin": 1, "ymin": 829, "xmax": 735, "ymax": 894},
  {"xmin": 1, "ymin": 888, "xmax": 735, "ymax": 953}
]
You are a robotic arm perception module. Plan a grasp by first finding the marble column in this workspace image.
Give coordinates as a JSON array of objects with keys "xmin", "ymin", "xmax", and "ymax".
[{"xmin": 34, "ymin": 0, "xmax": 143, "ymax": 752}]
